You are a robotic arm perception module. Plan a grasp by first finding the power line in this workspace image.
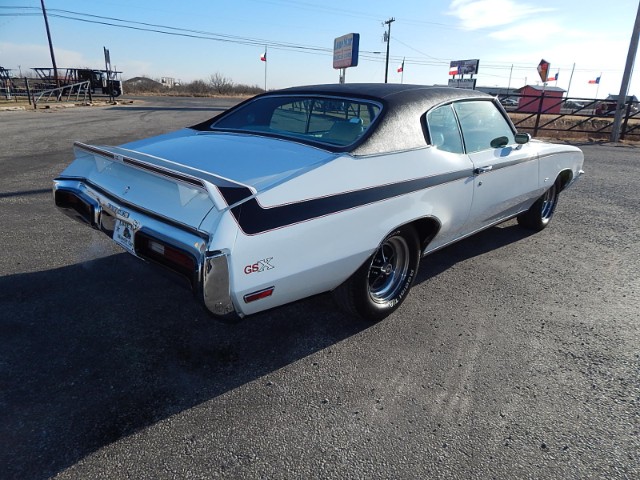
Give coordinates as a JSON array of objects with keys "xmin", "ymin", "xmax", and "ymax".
[
  {"xmin": 1, "ymin": 6, "xmax": 630, "ymax": 78},
  {"xmin": 2, "ymin": 6, "xmax": 335, "ymax": 54}
]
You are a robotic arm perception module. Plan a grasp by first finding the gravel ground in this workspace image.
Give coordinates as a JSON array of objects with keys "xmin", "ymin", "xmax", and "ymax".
[{"xmin": 0, "ymin": 98, "xmax": 638, "ymax": 479}]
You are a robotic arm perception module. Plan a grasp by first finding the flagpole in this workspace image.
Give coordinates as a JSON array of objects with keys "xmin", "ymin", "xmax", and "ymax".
[
  {"xmin": 264, "ymin": 45, "xmax": 267, "ymax": 92},
  {"xmin": 401, "ymin": 57, "xmax": 405, "ymax": 84},
  {"xmin": 566, "ymin": 63, "xmax": 575, "ymax": 98},
  {"xmin": 596, "ymin": 72, "xmax": 602, "ymax": 98}
]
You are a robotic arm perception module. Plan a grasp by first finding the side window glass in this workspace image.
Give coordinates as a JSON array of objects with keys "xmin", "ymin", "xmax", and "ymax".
[
  {"xmin": 453, "ymin": 101, "xmax": 515, "ymax": 153},
  {"xmin": 426, "ymin": 104, "xmax": 464, "ymax": 154}
]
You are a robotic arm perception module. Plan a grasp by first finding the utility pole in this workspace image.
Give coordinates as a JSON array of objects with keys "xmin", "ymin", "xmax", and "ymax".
[
  {"xmin": 611, "ymin": 0, "xmax": 640, "ymax": 142},
  {"xmin": 384, "ymin": 17, "xmax": 395, "ymax": 84},
  {"xmin": 40, "ymin": 0, "xmax": 59, "ymax": 87}
]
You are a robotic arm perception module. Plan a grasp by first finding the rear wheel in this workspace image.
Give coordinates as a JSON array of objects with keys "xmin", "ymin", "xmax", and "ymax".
[
  {"xmin": 517, "ymin": 180, "xmax": 560, "ymax": 231},
  {"xmin": 333, "ymin": 225, "xmax": 420, "ymax": 321}
]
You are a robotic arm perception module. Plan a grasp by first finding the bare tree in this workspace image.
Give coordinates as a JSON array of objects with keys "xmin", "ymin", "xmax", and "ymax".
[{"xmin": 209, "ymin": 72, "xmax": 234, "ymax": 95}]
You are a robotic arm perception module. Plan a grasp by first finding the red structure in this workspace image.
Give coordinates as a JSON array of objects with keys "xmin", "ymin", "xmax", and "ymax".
[{"xmin": 516, "ymin": 85, "xmax": 565, "ymax": 114}]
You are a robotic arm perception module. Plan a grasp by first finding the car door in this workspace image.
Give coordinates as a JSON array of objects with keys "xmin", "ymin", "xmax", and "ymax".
[
  {"xmin": 422, "ymin": 103, "xmax": 475, "ymax": 252},
  {"xmin": 453, "ymin": 100, "xmax": 538, "ymax": 234}
]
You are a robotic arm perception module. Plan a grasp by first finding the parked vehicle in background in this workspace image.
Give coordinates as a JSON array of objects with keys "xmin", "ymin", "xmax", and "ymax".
[
  {"xmin": 563, "ymin": 100, "xmax": 586, "ymax": 111},
  {"xmin": 53, "ymin": 84, "xmax": 584, "ymax": 322},
  {"xmin": 499, "ymin": 96, "xmax": 519, "ymax": 108},
  {"xmin": 595, "ymin": 94, "xmax": 639, "ymax": 116},
  {"xmin": 32, "ymin": 67, "xmax": 123, "ymax": 97}
]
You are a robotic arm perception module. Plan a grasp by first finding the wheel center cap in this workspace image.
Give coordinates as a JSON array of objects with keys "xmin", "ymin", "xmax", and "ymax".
[{"xmin": 382, "ymin": 263, "xmax": 393, "ymax": 275}]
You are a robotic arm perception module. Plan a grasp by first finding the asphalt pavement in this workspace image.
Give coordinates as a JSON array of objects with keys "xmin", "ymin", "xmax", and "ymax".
[{"xmin": 0, "ymin": 97, "xmax": 638, "ymax": 479}]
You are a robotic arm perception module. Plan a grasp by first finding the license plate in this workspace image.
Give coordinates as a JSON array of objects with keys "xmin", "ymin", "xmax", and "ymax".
[{"xmin": 113, "ymin": 219, "xmax": 135, "ymax": 253}]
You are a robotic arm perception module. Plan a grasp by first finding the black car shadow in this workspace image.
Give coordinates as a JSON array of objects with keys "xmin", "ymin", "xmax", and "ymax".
[
  {"xmin": 0, "ymin": 221, "xmax": 532, "ymax": 479},
  {"xmin": 0, "ymin": 252, "xmax": 369, "ymax": 479},
  {"xmin": 415, "ymin": 220, "xmax": 535, "ymax": 284}
]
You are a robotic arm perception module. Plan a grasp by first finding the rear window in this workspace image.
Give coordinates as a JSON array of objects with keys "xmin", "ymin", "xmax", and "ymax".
[{"xmin": 209, "ymin": 95, "xmax": 382, "ymax": 148}]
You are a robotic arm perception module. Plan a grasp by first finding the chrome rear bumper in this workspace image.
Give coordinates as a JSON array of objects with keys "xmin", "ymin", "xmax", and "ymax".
[{"xmin": 53, "ymin": 178, "xmax": 236, "ymax": 317}]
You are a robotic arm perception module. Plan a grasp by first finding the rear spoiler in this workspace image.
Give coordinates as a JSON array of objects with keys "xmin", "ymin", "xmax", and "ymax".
[{"xmin": 73, "ymin": 142, "xmax": 255, "ymax": 210}]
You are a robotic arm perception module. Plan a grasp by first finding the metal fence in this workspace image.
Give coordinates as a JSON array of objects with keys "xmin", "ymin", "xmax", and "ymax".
[
  {"xmin": 500, "ymin": 92, "xmax": 640, "ymax": 141},
  {"xmin": 1, "ymin": 77, "xmax": 93, "ymax": 108},
  {"xmin": 33, "ymin": 81, "xmax": 91, "ymax": 107},
  {"xmin": 3, "ymin": 76, "xmax": 639, "ymax": 141}
]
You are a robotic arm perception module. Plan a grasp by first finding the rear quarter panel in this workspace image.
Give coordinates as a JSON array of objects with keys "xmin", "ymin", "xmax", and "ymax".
[
  {"xmin": 226, "ymin": 147, "xmax": 475, "ymax": 315},
  {"xmin": 535, "ymin": 142, "xmax": 584, "ymax": 189}
]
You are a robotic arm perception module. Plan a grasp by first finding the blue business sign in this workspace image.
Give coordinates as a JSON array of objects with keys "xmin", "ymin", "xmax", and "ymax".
[{"xmin": 333, "ymin": 33, "xmax": 360, "ymax": 69}]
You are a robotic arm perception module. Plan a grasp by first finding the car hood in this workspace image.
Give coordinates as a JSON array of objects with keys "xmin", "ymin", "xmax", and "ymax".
[{"xmin": 121, "ymin": 128, "xmax": 338, "ymax": 192}]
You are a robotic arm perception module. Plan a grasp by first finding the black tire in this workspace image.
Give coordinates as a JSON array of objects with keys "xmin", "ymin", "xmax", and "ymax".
[
  {"xmin": 517, "ymin": 180, "xmax": 560, "ymax": 231},
  {"xmin": 333, "ymin": 225, "xmax": 420, "ymax": 321}
]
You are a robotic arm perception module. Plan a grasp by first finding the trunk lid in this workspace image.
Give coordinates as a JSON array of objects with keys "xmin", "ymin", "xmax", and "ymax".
[{"xmin": 58, "ymin": 129, "xmax": 337, "ymax": 229}]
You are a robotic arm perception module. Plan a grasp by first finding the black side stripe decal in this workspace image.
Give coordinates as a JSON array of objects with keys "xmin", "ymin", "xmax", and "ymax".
[
  {"xmin": 218, "ymin": 185, "xmax": 254, "ymax": 206},
  {"xmin": 220, "ymin": 170, "xmax": 471, "ymax": 235}
]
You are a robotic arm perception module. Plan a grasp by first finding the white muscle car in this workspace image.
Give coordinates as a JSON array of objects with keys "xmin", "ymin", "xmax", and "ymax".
[{"xmin": 54, "ymin": 84, "xmax": 584, "ymax": 321}]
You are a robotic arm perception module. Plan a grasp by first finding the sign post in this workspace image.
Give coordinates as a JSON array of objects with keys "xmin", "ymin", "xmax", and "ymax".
[{"xmin": 104, "ymin": 47, "xmax": 112, "ymax": 101}]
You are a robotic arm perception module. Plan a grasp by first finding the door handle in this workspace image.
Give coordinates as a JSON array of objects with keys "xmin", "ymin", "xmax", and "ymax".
[{"xmin": 474, "ymin": 165, "xmax": 493, "ymax": 174}]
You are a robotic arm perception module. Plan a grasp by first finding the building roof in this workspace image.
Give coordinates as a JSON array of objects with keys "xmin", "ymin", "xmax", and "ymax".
[
  {"xmin": 517, "ymin": 85, "xmax": 566, "ymax": 93},
  {"xmin": 475, "ymin": 86, "xmax": 521, "ymax": 96},
  {"xmin": 604, "ymin": 94, "xmax": 638, "ymax": 102}
]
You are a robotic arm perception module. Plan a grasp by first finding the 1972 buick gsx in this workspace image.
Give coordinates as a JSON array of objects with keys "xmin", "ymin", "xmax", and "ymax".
[{"xmin": 53, "ymin": 84, "xmax": 584, "ymax": 321}]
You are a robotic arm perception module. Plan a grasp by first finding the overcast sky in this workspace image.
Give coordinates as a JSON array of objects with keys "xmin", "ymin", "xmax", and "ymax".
[{"xmin": 1, "ymin": 0, "xmax": 638, "ymax": 98}]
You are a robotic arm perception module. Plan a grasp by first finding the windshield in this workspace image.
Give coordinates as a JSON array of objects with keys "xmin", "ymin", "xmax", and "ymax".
[{"xmin": 209, "ymin": 95, "xmax": 382, "ymax": 148}]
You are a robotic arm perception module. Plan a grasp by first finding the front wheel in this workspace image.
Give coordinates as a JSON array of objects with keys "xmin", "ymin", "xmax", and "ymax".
[
  {"xmin": 517, "ymin": 180, "xmax": 560, "ymax": 231},
  {"xmin": 333, "ymin": 225, "xmax": 420, "ymax": 321}
]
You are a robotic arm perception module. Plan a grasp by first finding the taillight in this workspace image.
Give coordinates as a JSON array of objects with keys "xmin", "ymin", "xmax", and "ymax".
[
  {"xmin": 135, "ymin": 233, "xmax": 197, "ymax": 281},
  {"xmin": 55, "ymin": 189, "xmax": 95, "ymax": 226}
]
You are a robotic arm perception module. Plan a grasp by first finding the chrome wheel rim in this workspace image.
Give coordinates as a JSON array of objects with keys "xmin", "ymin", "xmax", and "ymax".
[
  {"xmin": 540, "ymin": 184, "xmax": 557, "ymax": 220},
  {"xmin": 368, "ymin": 236, "xmax": 410, "ymax": 304}
]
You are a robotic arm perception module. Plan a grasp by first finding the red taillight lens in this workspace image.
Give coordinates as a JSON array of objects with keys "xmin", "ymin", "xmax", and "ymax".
[{"xmin": 135, "ymin": 233, "xmax": 197, "ymax": 280}]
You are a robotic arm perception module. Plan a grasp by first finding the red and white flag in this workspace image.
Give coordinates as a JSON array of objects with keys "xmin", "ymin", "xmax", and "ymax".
[
  {"xmin": 260, "ymin": 52, "xmax": 267, "ymax": 62},
  {"xmin": 397, "ymin": 59, "xmax": 404, "ymax": 73}
]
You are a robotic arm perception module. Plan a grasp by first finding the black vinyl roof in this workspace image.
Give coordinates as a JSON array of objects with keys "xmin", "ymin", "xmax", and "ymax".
[
  {"xmin": 197, "ymin": 83, "xmax": 492, "ymax": 156},
  {"xmin": 281, "ymin": 84, "xmax": 492, "ymax": 155},
  {"xmin": 279, "ymin": 82, "xmax": 486, "ymax": 99}
]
